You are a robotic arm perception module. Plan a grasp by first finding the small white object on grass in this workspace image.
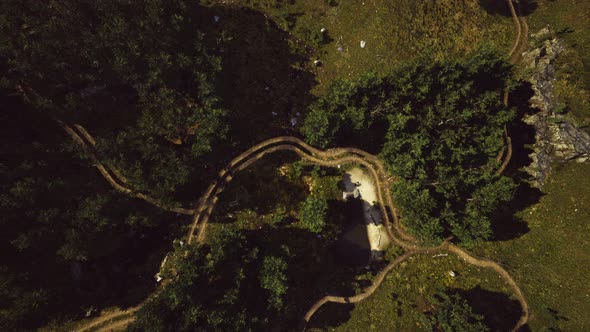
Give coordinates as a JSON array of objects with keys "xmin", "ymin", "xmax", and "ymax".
[
  {"xmin": 360, "ymin": 40, "xmax": 366, "ymax": 48},
  {"xmin": 448, "ymin": 271, "xmax": 456, "ymax": 277},
  {"xmin": 320, "ymin": 27, "xmax": 326, "ymax": 33},
  {"xmin": 432, "ymin": 253, "xmax": 448, "ymax": 258}
]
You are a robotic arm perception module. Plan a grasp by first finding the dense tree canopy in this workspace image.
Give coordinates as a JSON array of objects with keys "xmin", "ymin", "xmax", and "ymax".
[
  {"xmin": 0, "ymin": 99, "xmax": 174, "ymax": 330},
  {"xmin": 0, "ymin": 0, "xmax": 227, "ymax": 200},
  {"xmin": 0, "ymin": 1, "xmax": 228, "ymax": 328},
  {"xmin": 303, "ymin": 48, "xmax": 516, "ymax": 244},
  {"xmin": 421, "ymin": 290, "xmax": 490, "ymax": 332},
  {"xmin": 0, "ymin": 0, "xmax": 524, "ymax": 328},
  {"xmin": 259, "ymin": 256, "xmax": 289, "ymax": 311},
  {"xmin": 299, "ymin": 195, "xmax": 328, "ymax": 233},
  {"xmin": 131, "ymin": 226, "xmax": 289, "ymax": 331}
]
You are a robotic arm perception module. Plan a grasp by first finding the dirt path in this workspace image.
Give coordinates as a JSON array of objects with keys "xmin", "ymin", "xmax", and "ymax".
[
  {"xmin": 181, "ymin": 137, "xmax": 528, "ymax": 331},
  {"xmin": 498, "ymin": 0, "xmax": 530, "ymax": 173},
  {"xmin": 95, "ymin": 317, "xmax": 134, "ymax": 332},
  {"xmin": 301, "ymin": 251, "xmax": 414, "ymax": 329},
  {"xmin": 59, "ymin": 120, "xmax": 195, "ymax": 215},
  {"xmin": 74, "ymin": 133, "xmax": 527, "ymax": 332},
  {"xmin": 75, "ymin": 307, "xmax": 139, "ymax": 332},
  {"xmin": 301, "ymin": 245, "xmax": 529, "ymax": 332},
  {"xmin": 185, "ymin": 138, "xmax": 413, "ymax": 247},
  {"xmin": 72, "ymin": 1, "xmax": 529, "ymax": 330}
]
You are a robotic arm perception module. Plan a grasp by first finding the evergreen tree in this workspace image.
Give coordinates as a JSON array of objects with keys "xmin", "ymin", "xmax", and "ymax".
[
  {"xmin": 299, "ymin": 195, "xmax": 328, "ymax": 233},
  {"xmin": 303, "ymin": 47, "xmax": 516, "ymax": 244},
  {"xmin": 132, "ymin": 226, "xmax": 289, "ymax": 331},
  {"xmin": 421, "ymin": 291, "xmax": 490, "ymax": 332}
]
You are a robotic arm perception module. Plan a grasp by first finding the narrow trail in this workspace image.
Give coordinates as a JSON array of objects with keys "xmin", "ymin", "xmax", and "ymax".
[
  {"xmin": 301, "ymin": 244, "xmax": 529, "ymax": 331},
  {"xmin": 302, "ymin": 0, "xmax": 529, "ymax": 329},
  {"xmin": 75, "ymin": 307, "xmax": 139, "ymax": 332},
  {"xmin": 498, "ymin": 0, "xmax": 530, "ymax": 173},
  {"xmin": 95, "ymin": 317, "xmax": 134, "ymax": 332},
  {"xmin": 59, "ymin": 121, "xmax": 195, "ymax": 215},
  {"xmin": 186, "ymin": 136, "xmax": 415, "ymax": 245},
  {"xmin": 301, "ymin": 251, "xmax": 414, "ymax": 328},
  {"xmin": 180, "ymin": 136, "xmax": 528, "ymax": 331},
  {"xmin": 507, "ymin": 0, "xmax": 522, "ymax": 62},
  {"xmin": 73, "ymin": 1, "xmax": 529, "ymax": 331}
]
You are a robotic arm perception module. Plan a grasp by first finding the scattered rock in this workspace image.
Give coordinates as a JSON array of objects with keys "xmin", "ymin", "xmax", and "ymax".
[{"xmin": 522, "ymin": 26, "xmax": 590, "ymax": 187}]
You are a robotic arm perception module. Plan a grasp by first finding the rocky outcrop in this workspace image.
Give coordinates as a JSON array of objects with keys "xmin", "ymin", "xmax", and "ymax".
[
  {"xmin": 551, "ymin": 121, "xmax": 590, "ymax": 162},
  {"xmin": 522, "ymin": 26, "xmax": 590, "ymax": 187}
]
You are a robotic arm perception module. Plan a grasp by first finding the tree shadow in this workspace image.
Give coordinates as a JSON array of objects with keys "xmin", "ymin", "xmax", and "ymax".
[
  {"xmin": 307, "ymin": 302, "xmax": 354, "ymax": 330},
  {"xmin": 333, "ymin": 112, "xmax": 389, "ymax": 155},
  {"xmin": 0, "ymin": 94, "xmax": 179, "ymax": 329},
  {"xmin": 478, "ymin": 0, "xmax": 539, "ymax": 17},
  {"xmin": 455, "ymin": 286, "xmax": 525, "ymax": 331},
  {"xmin": 205, "ymin": 174, "xmax": 372, "ymax": 329},
  {"xmin": 173, "ymin": 5, "xmax": 318, "ymax": 201},
  {"xmin": 209, "ymin": 151, "xmax": 308, "ymax": 219},
  {"xmin": 492, "ymin": 82, "xmax": 544, "ymax": 241},
  {"xmin": 331, "ymin": 199, "xmax": 372, "ymax": 266},
  {"xmin": 76, "ymin": 200, "xmax": 181, "ymax": 310},
  {"xmin": 242, "ymin": 224, "xmax": 360, "ymax": 330},
  {"xmin": 203, "ymin": 6, "xmax": 317, "ymax": 150}
]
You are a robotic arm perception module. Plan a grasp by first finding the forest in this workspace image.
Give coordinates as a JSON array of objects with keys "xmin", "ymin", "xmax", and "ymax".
[
  {"xmin": 2, "ymin": 0, "xmax": 587, "ymax": 331},
  {"xmin": 303, "ymin": 49, "xmax": 516, "ymax": 244}
]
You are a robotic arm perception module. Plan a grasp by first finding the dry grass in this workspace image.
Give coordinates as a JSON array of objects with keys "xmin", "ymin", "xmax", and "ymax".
[{"xmin": 204, "ymin": 0, "xmax": 514, "ymax": 94}]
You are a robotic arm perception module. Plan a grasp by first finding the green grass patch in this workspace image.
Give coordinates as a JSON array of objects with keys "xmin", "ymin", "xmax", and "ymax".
[
  {"xmin": 205, "ymin": 0, "xmax": 514, "ymax": 94},
  {"xmin": 308, "ymin": 253, "xmax": 519, "ymax": 331},
  {"xmin": 474, "ymin": 162, "xmax": 590, "ymax": 330}
]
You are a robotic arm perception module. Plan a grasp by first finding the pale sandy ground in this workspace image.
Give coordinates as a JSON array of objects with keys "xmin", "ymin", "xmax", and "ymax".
[{"xmin": 343, "ymin": 167, "xmax": 389, "ymax": 251}]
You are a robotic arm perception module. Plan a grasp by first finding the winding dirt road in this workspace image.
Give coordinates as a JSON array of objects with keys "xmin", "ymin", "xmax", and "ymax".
[
  {"xmin": 75, "ymin": 307, "xmax": 139, "ymax": 332},
  {"xmin": 72, "ymin": 1, "xmax": 529, "ymax": 331},
  {"xmin": 59, "ymin": 120, "xmax": 195, "ymax": 215},
  {"xmin": 179, "ymin": 135, "xmax": 528, "ymax": 331}
]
